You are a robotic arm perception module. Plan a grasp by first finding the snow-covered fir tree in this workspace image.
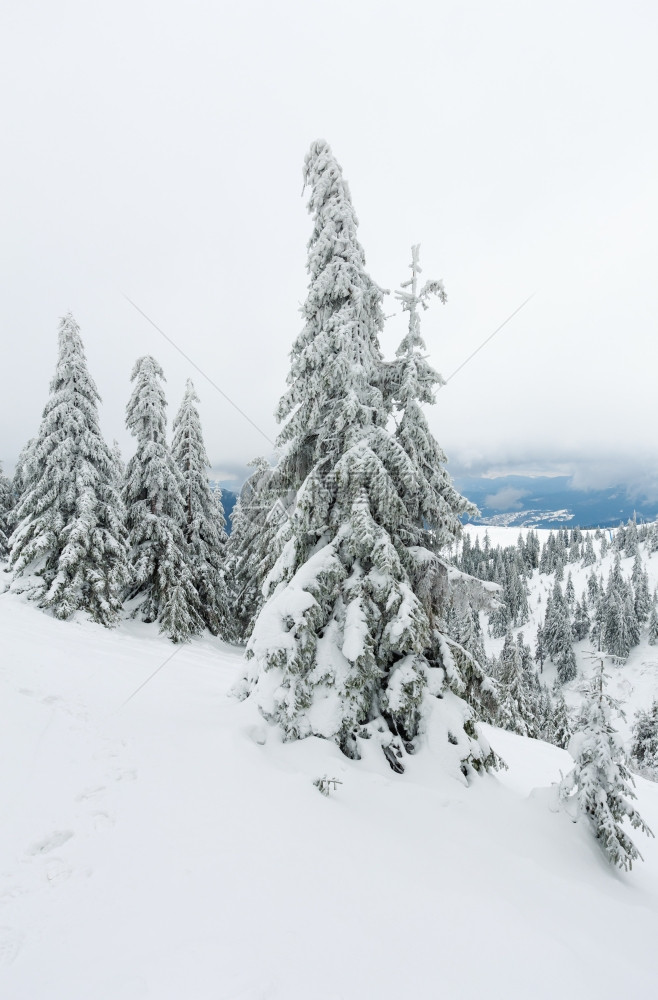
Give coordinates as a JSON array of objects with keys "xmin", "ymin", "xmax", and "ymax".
[
  {"xmin": 631, "ymin": 700, "xmax": 658, "ymax": 776},
  {"xmin": 601, "ymin": 593, "xmax": 627, "ymax": 662},
  {"xmin": 451, "ymin": 600, "xmax": 487, "ymax": 672},
  {"xmin": 556, "ymin": 631, "xmax": 578, "ymax": 684},
  {"xmin": 631, "ymin": 552, "xmax": 651, "ymax": 624},
  {"xmin": 534, "ymin": 624, "xmax": 545, "ymax": 672},
  {"xmin": 515, "ymin": 530, "xmax": 539, "ymax": 573},
  {"xmin": 589, "ymin": 584, "xmax": 607, "ymax": 650},
  {"xmin": 581, "ymin": 533, "xmax": 596, "ymax": 567},
  {"xmin": 543, "ymin": 583, "xmax": 577, "ymax": 683},
  {"xmin": 225, "ymin": 458, "xmax": 289, "ymax": 643},
  {"xmin": 648, "ymin": 592, "xmax": 658, "ymax": 646},
  {"xmin": 123, "ymin": 356, "xmax": 202, "ymax": 642},
  {"xmin": 489, "ymin": 598, "xmax": 510, "ymax": 639},
  {"xmin": 10, "ymin": 439, "xmax": 34, "ymax": 506},
  {"xmin": 0, "ymin": 461, "xmax": 13, "ymax": 559},
  {"xmin": 550, "ymin": 687, "xmax": 572, "ymax": 750},
  {"xmin": 601, "ymin": 555, "xmax": 639, "ymax": 663},
  {"xmin": 536, "ymin": 684, "xmax": 553, "ymax": 741},
  {"xmin": 646, "ymin": 521, "xmax": 658, "ymax": 554},
  {"xmin": 449, "ymin": 596, "xmax": 498, "ymax": 726},
  {"xmin": 559, "ymin": 660, "xmax": 653, "ymax": 871},
  {"xmin": 572, "ymin": 599, "xmax": 590, "ymax": 641},
  {"xmin": 111, "ymin": 440, "xmax": 125, "ymax": 482},
  {"xmin": 238, "ymin": 141, "xmax": 496, "ymax": 775},
  {"xmin": 621, "ymin": 518, "xmax": 639, "ymax": 557},
  {"xmin": 565, "ymin": 572, "xmax": 575, "ymax": 610},
  {"xmin": 488, "ymin": 552, "xmax": 530, "ymax": 636},
  {"xmin": 8, "ymin": 314, "xmax": 128, "ymax": 624},
  {"xmin": 535, "ymin": 682, "xmax": 564, "ymax": 747},
  {"xmin": 496, "ymin": 631, "xmax": 539, "ymax": 738},
  {"xmin": 586, "ymin": 569, "xmax": 600, "ymax": 607},
  {"xmin": 171, "ymin": 380, "xmax": 230, "ymax": 637}
]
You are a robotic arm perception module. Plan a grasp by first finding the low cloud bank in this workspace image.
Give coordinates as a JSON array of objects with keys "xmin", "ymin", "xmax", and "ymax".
[
  {"xmin": 448, "ymin": 446, "xmax": 658, "ymax": 502},
  {"xmin": 483, "ymin": 487, "xmax": 530, "ymax": 512}
]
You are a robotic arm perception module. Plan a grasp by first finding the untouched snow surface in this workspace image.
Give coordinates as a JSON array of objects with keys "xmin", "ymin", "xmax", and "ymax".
[{"xmin": 2, "ymin": 578, "xmax": 658, "ymax": 998}]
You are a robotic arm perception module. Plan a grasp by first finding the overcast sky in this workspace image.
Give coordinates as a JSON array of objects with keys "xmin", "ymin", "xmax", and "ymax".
[{"xmin": 2, "ymin": 0, "xmax": 656, "ymax": 496}]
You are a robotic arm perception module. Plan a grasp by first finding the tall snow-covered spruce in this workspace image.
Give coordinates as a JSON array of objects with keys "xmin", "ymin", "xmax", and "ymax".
[
  {"xmin": 123, "ymin": 356, "xmax": 202, "ymax": 642},
  {"xmin": 238, "ymin": 141, "xmax": 496, "ymax": 776},
  {"xmin": 8, "ymin": 314, "xmax": 128, "ymax": 624},
  {"xmin": 171, "ymin": 379, "xmax": 230, "ymax": 637}
]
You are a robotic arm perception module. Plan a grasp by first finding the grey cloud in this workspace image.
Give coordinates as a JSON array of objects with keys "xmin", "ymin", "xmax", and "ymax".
[
  {"xmin": 447, "ymin": 445, "xmax": 658, "ymax": 503},
  {"xmin": 483, "ymin": 488, "xmax": 530, "ymax": 512}
]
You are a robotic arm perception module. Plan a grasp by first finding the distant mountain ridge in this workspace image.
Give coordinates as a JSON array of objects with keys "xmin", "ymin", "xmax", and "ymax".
[
  {"xmin": 453, "ymin": 475, "xmax": 658, "ymax": 529},
  {"xmin": 214, "ymin": 475, "xmax": 658, "ymax": 533}
]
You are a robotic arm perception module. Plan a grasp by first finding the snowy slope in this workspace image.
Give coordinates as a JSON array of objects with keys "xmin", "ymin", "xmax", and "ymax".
[{"xmin": 2, "ymin": 576, "xmax": 658, "ymax": 999}]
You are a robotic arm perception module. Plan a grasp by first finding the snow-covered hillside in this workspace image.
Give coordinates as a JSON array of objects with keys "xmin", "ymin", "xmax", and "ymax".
[
  {"xmin": 468, "ymin": 507, "xmax": 574, "ymax": 527},
  {"xmin": 2, "ymin": 552, "xmax": 658, "ymax": 1000},
  {"xmin": 463, "ymin": 525, "xmax": 658, "ymax": 744}
]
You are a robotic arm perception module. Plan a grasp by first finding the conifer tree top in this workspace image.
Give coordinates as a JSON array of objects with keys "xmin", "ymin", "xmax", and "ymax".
[
  {"xmin": 395, "ymin": 244, "xmax": 447, "ymax": 359},
  {"xmin": 299, "ymin": 139, "xmax": 384, "ymax": 314},
  {"xmin": 171, "ymin": 378, "xmax": 215, "ymax": 495},
  {"xmin": 181, "ymin": 378, "xmax": 199, "ymax": 405},
  {"xmin": 276, "ymin": 141, "xmax": 387, "ymax": 478},
  {"xmin": 51, "ymin": 311, "xmax": 101, "ymax": 397},
  {"xmin": 303, "ymin": 139, "xmax": 360, "ymax": 242},
  {"xmin": 126, "ymin": 356, "xmax": 167, "ymax": 444},
  {"xmin": 41, "ymin": 312, "xmax": 103, "ymax": 435}
]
